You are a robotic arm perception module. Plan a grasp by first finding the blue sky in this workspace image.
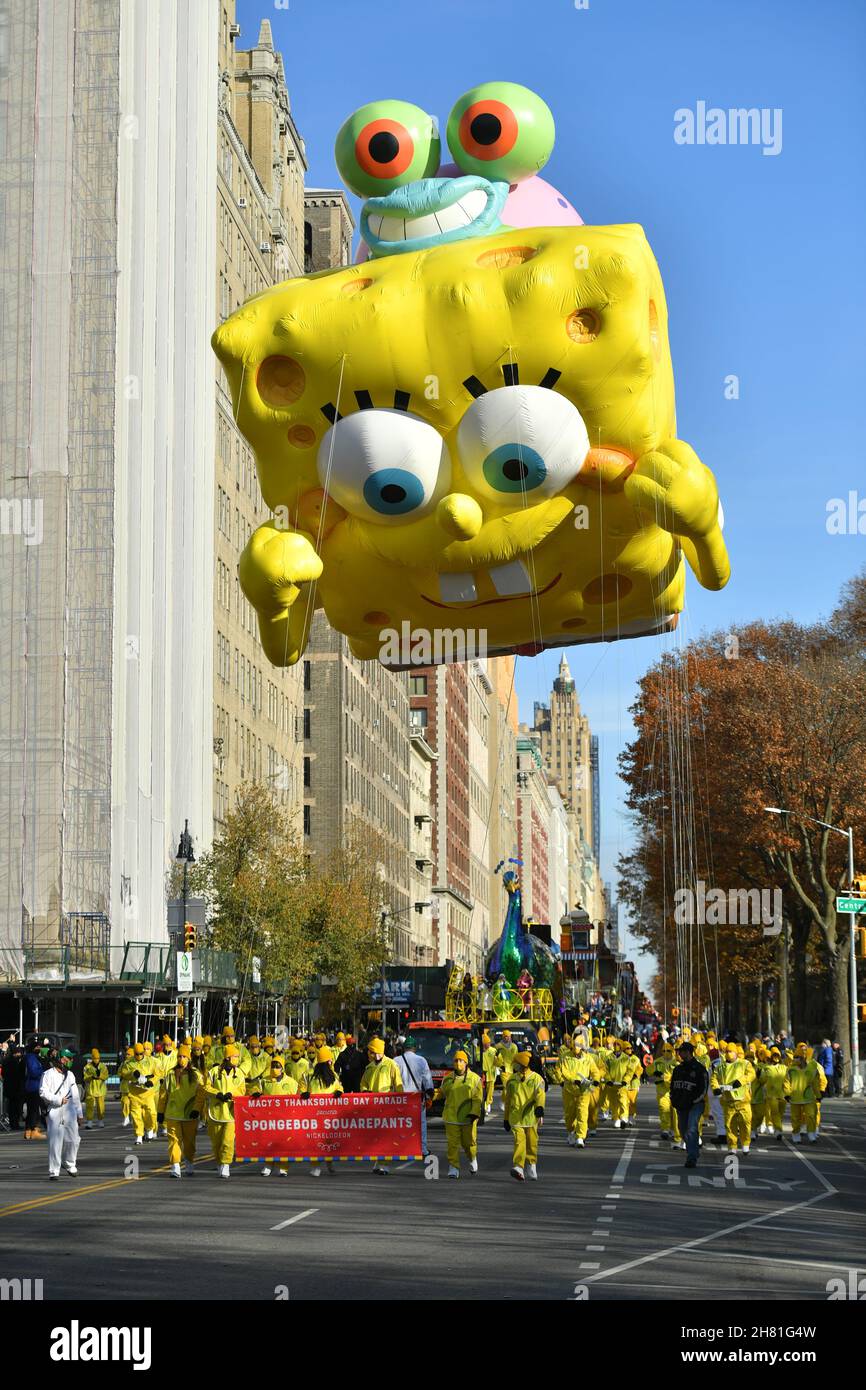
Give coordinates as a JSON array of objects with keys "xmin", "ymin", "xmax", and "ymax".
[{"xmin": 239, "ymin": 0, "xmax": 866, "ymax": 977}]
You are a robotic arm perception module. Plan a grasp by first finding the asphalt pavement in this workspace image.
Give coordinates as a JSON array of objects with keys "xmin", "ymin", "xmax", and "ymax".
[{"xmin": 2, "ymin": 1087, "xmax": 865, "ymax": 1301}]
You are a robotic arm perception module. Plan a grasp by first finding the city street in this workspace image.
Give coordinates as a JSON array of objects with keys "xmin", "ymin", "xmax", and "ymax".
[{"xmin": 3, "ymin": 1088, "xmax": 865, "ymax": 1302}]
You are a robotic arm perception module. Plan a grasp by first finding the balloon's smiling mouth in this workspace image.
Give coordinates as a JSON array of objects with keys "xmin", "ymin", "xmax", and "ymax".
[
  {"xmin": 361, "ymin": 176, "xmax": 509, "ymax": 256},
  {"xmin": 421, "ymin": 566, "xmax": 562, "ymax": 609}
]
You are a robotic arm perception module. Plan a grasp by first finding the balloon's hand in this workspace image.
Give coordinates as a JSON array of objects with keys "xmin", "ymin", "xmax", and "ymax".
[
  {"xmin": 239, "ymin": 524, "xmax": 324, "ymax": 666},
  {"xmin": 624, "ymin": 439, "xmax": 729, "ymax": 591}
]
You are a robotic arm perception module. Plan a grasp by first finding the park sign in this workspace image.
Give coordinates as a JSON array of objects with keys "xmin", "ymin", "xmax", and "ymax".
[
  {"xmin": 836, "ymin": 897, "xmax": 866, "ymax": 914},
  {"xmin": 176, "ymin": 951, "xmax": 194, "ymax": 991}
]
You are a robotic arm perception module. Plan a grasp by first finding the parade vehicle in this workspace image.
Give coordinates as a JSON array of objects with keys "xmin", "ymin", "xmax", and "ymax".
[{"xmin": 403, "ymin": 1020, "xmax": 486, "ymax": 1119}]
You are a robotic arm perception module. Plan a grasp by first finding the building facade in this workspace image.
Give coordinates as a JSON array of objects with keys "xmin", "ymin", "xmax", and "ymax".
[
  {"xmin": 303, "ymin": 612, "xmax": 413, "ymax": 955},
  {"xmin": 213, "ymin": 10, "xmax": 308, "ymax": 837},
  {"xmin": 516, "ymin": 737, "xmax": 551, "ymax": 926},
  {"xmin": 409, "ymin": 664, "xmax": 475, "ymax": 970},
  {"xmin": 304, "ymin": 189, "xmax": 354, "ymax": 274},
  {"xmin": 486, "ymin": 656, "xmax": 518, "ymax": 949},
  {"xmin": 409, "ymin": 731, "xmax": 437, "ymax": 964},
  {"xmin": 0, "ymin": 0, "xmax": 217, "ymax": 990}
]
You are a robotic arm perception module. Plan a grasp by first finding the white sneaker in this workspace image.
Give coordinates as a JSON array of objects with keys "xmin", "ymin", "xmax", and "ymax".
[
  {"xmin": 169, "ymin": 1163, "xmax": 181, "ymax": 1178},
  {"xmin": 310, "ymin": 1165, "xmax": 322, "ymax": 1177},
  {"xmin": 807, "ymin": 1132, "xmax": 817, "ymax": 1143},
  {"xmin": 567, "ymin": 1132, "xmax": 576, "ymax": 1146},
  {"xmin": 792, "ymin": 1133, "xmax": 802, "ymax": 1144},
  {"xmin": 485, "ymin": 1105, "xmax": 491, "ymax": 1116},
  {"xmin": 66, "ymin": 1165, "xmax": 78, "ymax": 1175},
  {"xmin": 85, "ymin": 1121, "xmax": 93, "ymax": 1130},
  {"xmin": 576, "ymin": 1138, "xmax": 585, "ymax": 1148},
  {"xmin": 159, "ymin": 1127, "xmax": 168, "ymax": 1137},
  {"xmin": 134, "ymin": 1137, "xmax": 143, "ymax": 1146},
  {"xmin": 121, "ymin": 1117, "xmax": 130, "ymax": 1128},
  {"xmin": 448, "ymin": 1165, "xmax": 460, "ymax": 1179},
  {"xmin": 613, "ymin": 1120, "xmax": 621, "ymax": 1129},
  {"xmin": 219, "ymin": 1164, "xmax": 230, "ymax": 1178},
  {"xmin": 742, "ymin": 1147, "xmax": 750, "ymax": 1154},
  {"xmin": 97, "ymin": 1121, "xmax": 105, "ymax": 1129},
  {"xmin": 184, "ymin": 1161, "xmax": 195, "ymax": 1176},
  {"xmin": 588, "ymin": 1129, "xmax": 597, "ymax": 1137},
  {"xmin": 146, "ymin": 1130, "xmax": 156, "ymax": 1141},
  {"xmin": 469, "ymin": 1158, "xmax": 478, "ymax": 1174},
  {"xmin": 510, "ymin": 1166, "xmax": 525, "ymax": 1182},
  {"xmin": 526, "ymin": 1163, "xmax": 538, "ymax": 1180},
  {"xmin": 261, "ymin": 1166, "xmax": 271, "ymax": 1176}
]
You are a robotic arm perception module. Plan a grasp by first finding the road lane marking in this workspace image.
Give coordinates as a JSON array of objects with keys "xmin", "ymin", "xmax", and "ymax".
[
  {"xmin": 604, "ymin": 1193, "xmax": 621, "ymax": 1199},
  {"xmin": 601, "ymin": 1204, "xmax": 617, "ymax": 1211},
  {"xmin": 270, "ymin": 1207, "xmax": 318, "ymax": 1232},
  {"xmin": 579, "ymin": 1263, "xmax": 600, "ymax": 1270},
  {"xmin": 0, "ymin": 1154, "xmax": 212, "ymax": 1219},
  {"xmin": 598, "ymin": 1216, "xmax": 613, "ymax": 1223},
  {"xmin": 610, "ymin": 1138, "xmax": 635, "ymax": 1185},
  {"xmin": 586, "ymin": 1244, "xmax": 605, "ymax": 1251}
]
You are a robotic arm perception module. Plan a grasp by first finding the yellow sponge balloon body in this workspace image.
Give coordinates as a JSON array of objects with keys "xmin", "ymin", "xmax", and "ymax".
[{"xmin": 212, "ymin": 224, "xmax": 729, "ymax": 667}]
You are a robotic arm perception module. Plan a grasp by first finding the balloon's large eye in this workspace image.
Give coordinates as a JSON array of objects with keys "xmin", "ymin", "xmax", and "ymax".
[
  {"xmin": 447, "ymin": 82, "xmax": 555, "ymax": 183},
  {"xmin": 317, "ymin": 409, "xmax": 449, "ymax": 525},
  {"xmin": 457, "ymin": 386, "xmax": 588, "ymax": 504},
  {"xmin": 335, "ymin": 100, "xmax": 441, "ymax": 198}
]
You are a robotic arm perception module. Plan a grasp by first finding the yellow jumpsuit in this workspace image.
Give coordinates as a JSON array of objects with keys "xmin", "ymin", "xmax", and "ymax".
[
  {"xmin": 556, "ymin": 1052, "xmax": 601, "ymax": 1140},
  {"xmin": 712, "ymin": 1058, "xmax": 755, "ymax": 1151},
  {"xmin": 83, "ymin": 1061, "xmax": 108, "ymax": 1123},
  {"xmin": 204, "ymin": 1063, "xmax": 248, "ymax": 1164},
  {"xmin": 244, "ymin": 1048, "xmax": 270, "ymax": 1093},
  {"xmin": 361, "ymin": 1055, "xmax": 403, "ymax": 1172},
  {"xmin": 285, "ymin": 1056, "xmax": 311, "ymax": 1089},
  {"xmin": 585, "ymin": 1050, "xmax": 603, "ymax": 1132},
  {"xmin": 761, "ymin": 1062, "xmax": 788, "ymax": 1135},
  {"xmin": 648, "ymin": 1056, "xmax": 681, "ymax": 1140},
  {"xmin": 625, "ymin": 1054, "xmax": 642, "ymax": 1122},
  {"xmin": 496, "ymin": 1041, "xmax": 518, "ymax": 1096},
  {"xmin": 259, "ymin": 1074, "xmax": 299, "ymax": 1175},
  {"xmin": 128, "ymin": 1056, "xmax": 159, "ymax": 1137},
  {"xmin": 596, "ymin": 1046, "xmax": 615, "ymax": 1118},
  {"xmin": 750, "ymin": 1065, "xmax": 767, "ymax": 1135},
  {"xmin": 481, "ymin": 1046, "xmax": 498, "ymax": 1109},
  {"xmin": 604, "ymin": 1054, "xmax": 632, "ymax": 1125},
  {"xmin": 162, "ymin": 1068, "xmax": 203, "ymax": 1165},
  {"xmin": 119, "ymin": 1056, "xmax": 134, "ymax": 1120},
  {"xmin": 440, "ymin": 1069, "xmax": 483, "ymax": 1168},
  {"xmin": 785, "ymin": 1062, "xmax": 826, "ymax": 1137},
  {"xmin": 504, "ymin": 1069, "xmax": 546, "ymax": 1170}
]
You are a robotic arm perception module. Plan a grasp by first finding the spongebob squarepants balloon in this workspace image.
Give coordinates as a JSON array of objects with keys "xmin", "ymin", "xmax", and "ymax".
[{"xmin": 212, "ymin": 82, "xmax": 730, "ymax": 669}]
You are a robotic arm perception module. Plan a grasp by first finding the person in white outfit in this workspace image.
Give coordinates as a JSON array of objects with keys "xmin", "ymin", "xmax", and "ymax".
[
  {"xmin": 39, "ymin": 1049, "xmax": 83, "ymax": 1179},
  {"xmin": 393, "ymin": 1039, "xmax": 434, "ymax": 1157}
]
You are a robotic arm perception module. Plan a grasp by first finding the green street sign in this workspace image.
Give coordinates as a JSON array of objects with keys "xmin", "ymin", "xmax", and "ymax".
[{"xmin": 836, "ymin": 897, "xmax": 866, "ymax": 913}]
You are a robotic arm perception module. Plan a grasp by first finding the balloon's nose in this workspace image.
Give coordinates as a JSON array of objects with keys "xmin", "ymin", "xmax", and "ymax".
[{"xmin": 436, "ymin": 493, "xmax": 483, "ymax": 540}]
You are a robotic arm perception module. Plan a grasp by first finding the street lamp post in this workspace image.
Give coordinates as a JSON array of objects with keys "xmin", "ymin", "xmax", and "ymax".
[
  {"xmin": 765, "ymin": 807, "xmax": 860, "ymax": 1094},
  {"xmin": 175, "ymin": 820, "xmax": 195, "ymax": 1042}
]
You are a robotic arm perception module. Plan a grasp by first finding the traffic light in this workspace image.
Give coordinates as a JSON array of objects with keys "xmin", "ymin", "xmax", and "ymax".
[
  {"xmin": 856, "ymin": 927, "xmax": 866, "ymax": 959},
  {"xmin": 858, "ymin": 1004, "xmax": 866, "ymax": 1024},
  {"xmin": 851, "ymin": 876, "xmax": 866, "ymax": 898},
  {"xmin": 184, "ymin": 923, "xmax": 196, "ymax": 951}
]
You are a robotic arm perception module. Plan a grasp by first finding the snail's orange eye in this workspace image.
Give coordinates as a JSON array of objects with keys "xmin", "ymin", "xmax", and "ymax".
[
  {"xmin": 458, "ymin": 100, "xmax": 519, "ymax": 163},
  {"xmin": 355, "ymin": 119, "xmax": 415, "ymax": 181}
]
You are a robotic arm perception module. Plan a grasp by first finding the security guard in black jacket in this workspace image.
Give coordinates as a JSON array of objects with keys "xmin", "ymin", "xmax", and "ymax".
[{"xmin": 669, "ymin": 1042, "xmax": 709, "ymax": 1168}]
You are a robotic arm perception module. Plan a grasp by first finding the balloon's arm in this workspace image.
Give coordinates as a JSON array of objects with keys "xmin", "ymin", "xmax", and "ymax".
[
  {"xmin": 239, "ymin": 523, "xmax": 323, "ymax": 667},
  {"xmin": 623, "ymin": 438, "xmax": 730, "ymax": 591}
]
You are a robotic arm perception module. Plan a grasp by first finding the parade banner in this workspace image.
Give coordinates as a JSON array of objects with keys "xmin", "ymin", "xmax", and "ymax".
[{"xmin": 234, "ymin": 1092, "xmax": 423, "ymax": 1161}]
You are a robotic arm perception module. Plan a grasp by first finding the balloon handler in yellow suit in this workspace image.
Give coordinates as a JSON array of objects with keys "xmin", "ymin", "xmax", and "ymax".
[
  {"xmin": 712, "ymin": 1046, "xmax": 755, "ymax": 1155},
  {"xmin": 604, "ymin": 1045, "xmax": 633, "ymax": 1128},
  {"xmin": 555, "ymin": 1037, "xmax": 600, "ymax": 1147},
  {"xmin": 83, "ymin": 1049, "xmax": 108, "ymax": 1128},
  {"xmin": 648, "ymin": 1042, "xmax": 681, "ymax": 1142},
  {"xmin": 504, "ymin": 1052, "xmax": 546, "ymax": 1182},
  {"xmin": 205, "ymin": 1044, "xmax": 248, "ymax": 1178},
  {"xmin": 439, "ymin": 1050, "xmax": 483, "ymax": 1178},
  {"xmin": 160, "ymin": 1045, "xmax": 203, "ymax": 1178},
  {"xmin": 785, "ymin": 1046, "xmax": 826, "ymax": 1143},
  {"xmin": 128, "ymin": 1042, "xmax": 159, "ymax": 1145}
]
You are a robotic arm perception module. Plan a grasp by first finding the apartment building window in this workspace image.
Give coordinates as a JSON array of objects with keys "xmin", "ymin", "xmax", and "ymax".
[
  {"xmin": 303, "ymin": 660, "xmax": 310, "ymax": 691},
  {"xmin": 303, "ymin": 708, "xmax": 311, "ymax": 739},
  {"xmin": 303, "ymin": 805, "xmax": 311, "ymax": 836},
  {"xmin": 304, "ymin": 756, "xmax": 311, "ymax": 788},
  {"xmin": 410, "ymin": 675, "xmax": 427, "ymax": 696},
  {"xmin": 410, "ymin": 707, "xmax": 428, "ymax": 730}
]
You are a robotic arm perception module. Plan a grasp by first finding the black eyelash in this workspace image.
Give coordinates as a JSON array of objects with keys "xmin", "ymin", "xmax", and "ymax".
[
  {"xmin": 502, "ymin": 363, "xmax": 519, "ymax": 386},
  {"xmin": 463, "ymin": 375, "xmax": 487, "ymax": 398},
  {"xmin": 539, "ymin": 368, "xmax": 561, "ymax": 389},
  {"xmin": 354, "ymin": 390, "xmax": 374, "ymax": 410},
  {"xmin": 393, "ymin": 390, "xmax": 411, "ymax": 411},
  {"xmin": 321, "ymin": 403, "xmax": 343, "ymax": 424}
]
